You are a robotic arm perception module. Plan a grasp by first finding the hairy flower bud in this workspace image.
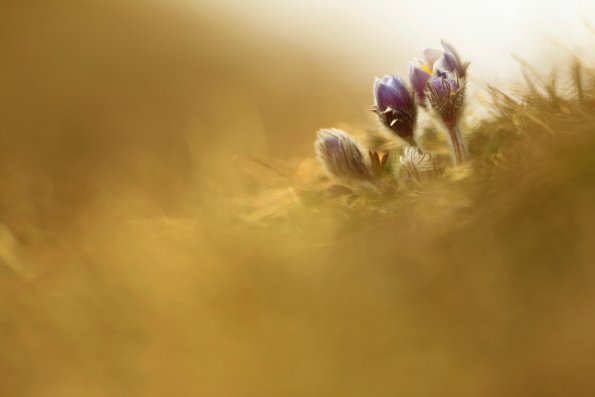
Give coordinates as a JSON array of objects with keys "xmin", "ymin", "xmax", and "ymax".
[
  {"xmin": 399, "ymin": 146, "xmax": 442, "ymax": 182},
  {"xmin": 426, "ymin": 71, "xmax": 465, "ymax": 128},
  {"xmin": 315, "ymin": 129, "xmax": 371, "ymax": 181}
]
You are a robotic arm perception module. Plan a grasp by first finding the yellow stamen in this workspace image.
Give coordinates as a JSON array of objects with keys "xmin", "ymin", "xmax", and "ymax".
[{"xmin": 421, "ymin": 63, "xmax": 432, "ymax": 75}]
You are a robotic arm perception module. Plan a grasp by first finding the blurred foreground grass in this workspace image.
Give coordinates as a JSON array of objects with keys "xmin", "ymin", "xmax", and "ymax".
[{"xmin": 1, "ymin": 1, "xmax": 595, "ymax": 396}]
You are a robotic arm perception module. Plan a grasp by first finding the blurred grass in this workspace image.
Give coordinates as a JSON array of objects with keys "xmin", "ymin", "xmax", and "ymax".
[{"xmin": 2, "ymin": 1, "xmax": 595, "ymax": 396}]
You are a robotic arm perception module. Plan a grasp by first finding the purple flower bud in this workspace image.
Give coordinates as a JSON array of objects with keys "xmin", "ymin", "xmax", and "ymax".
[
  {"xmin": 425, "ymin": 71, "xmax": 464, "ymax": 127},
  {"xmin": 409, "ymin": 62, "xmax": 431, "ymax": 105},
  {"xmin": 315, "ymin": 129, "xmax": 371, "ymax": 181},
  {"xmin": 374, "ymin": 75, "xmax": 413, "ymax": 110},
  {"xmin": 373, "ymin": 75, "xmax": 417, "ymax": 144}
]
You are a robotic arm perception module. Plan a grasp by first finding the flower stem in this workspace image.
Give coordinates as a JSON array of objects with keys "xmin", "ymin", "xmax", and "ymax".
[{"xmin": 447, "ymin": 124, "xmax": 466, "ymax": 166}]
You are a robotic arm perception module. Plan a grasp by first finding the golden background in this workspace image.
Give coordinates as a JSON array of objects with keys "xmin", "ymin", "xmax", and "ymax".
[{"xmin": 1, "ymin": 1, "xmax": 595, "ymax": 396}]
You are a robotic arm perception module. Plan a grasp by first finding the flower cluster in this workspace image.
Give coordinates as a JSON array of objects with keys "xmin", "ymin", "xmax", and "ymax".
[{"xmin": 315, "ymin": 40, "xmax": 470, "ymax": 189}]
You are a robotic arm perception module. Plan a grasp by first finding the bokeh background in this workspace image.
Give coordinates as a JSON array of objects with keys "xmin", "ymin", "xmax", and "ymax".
[{"xmin": 1, "ymin": 0, "xmax": 595, "ymax": 396}]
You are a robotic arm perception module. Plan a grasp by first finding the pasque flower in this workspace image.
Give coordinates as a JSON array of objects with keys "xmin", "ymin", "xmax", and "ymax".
[
  {"xmin": 313, "ymin": 38, "xmax": 473, "ymax": 185},
  {"xmin": 426, "ymin": 70, "xmax": 465, "ymax": 128},
  {"xmin": 409, "ymin": 40, "xmax": 469, "ymax": 105},
  {"xmin": 373, "ymin": 75, "xmax": 417, "ymax": 146},
  {"xmin": 315, "ymin": 129, "xmax": 371, "ymax": 181},
  {"xmin": 426, "ymin": 71, "xmax": 466, "ymax": 165},
  {"xmin": 407, "ymin": 41, "xmax": 470, "ymax": 165}
]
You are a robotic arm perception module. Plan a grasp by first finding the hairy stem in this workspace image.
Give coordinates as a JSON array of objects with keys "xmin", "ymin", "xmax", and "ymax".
[{"xmin": 447, "ymin": 124, "xmax": 466, "ymax": 166}]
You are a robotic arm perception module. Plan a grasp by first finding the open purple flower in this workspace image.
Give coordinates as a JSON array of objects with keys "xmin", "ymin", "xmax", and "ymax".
[
  {"xmin": 416, "ymin": 41, "xmax": 469, "ymax": 79},
  {"xmin": 373, "ymin": 75, "xmax": 417, "ymax": 145},
  {"xmin": 410, "ymin": 41, "xmax": 468, "ymax": 106}
]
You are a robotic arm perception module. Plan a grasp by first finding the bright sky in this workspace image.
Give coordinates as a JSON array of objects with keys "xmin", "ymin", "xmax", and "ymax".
[{"xmin": 196, "ymin": 0, "xmax": 595, "ymax": 83}]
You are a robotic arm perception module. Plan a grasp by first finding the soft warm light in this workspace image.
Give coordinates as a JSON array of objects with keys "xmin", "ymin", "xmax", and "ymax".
[{"xmin": 195, "ymin": 0, "xmax": 595, "ymax": 81}]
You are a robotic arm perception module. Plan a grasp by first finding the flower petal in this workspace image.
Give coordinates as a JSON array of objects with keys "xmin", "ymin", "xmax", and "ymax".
[
  {"xmin": 422, "ymin": 48, "xmax": 444, "ymax": 68},
  {"xmin": 374, "ymin": 75, "xmax": 412, "ymax": 110},
  {"xmin": 441, "ymin": 39, "xmax": 461, "ymax": 60},
  {"xmin": 409, "ymin": 62, "xmax": 431, "ymax": 98},
  {"xmin": 441, "ymin": 39, "xmax": 467, "ymax": 77},
  {"xmin": 433, "ymin": 52, "xmax": 459, "ymax": 75}
]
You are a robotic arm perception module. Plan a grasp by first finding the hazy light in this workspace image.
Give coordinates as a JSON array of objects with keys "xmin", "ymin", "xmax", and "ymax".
[{"xmin": 195, "ymin": 0, "xmax": 595, "ymax": 82}]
